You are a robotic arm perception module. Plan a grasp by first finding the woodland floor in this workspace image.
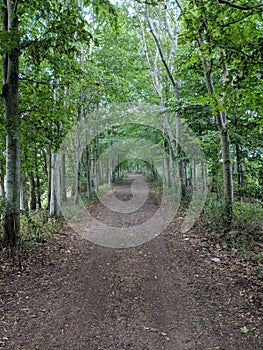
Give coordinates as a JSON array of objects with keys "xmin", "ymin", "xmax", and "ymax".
[{"xmin": 0, "ymin": 175, "xmax": 263, "ymax": 350}]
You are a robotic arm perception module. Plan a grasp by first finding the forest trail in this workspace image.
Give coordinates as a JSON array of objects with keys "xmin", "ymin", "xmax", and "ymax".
[{"xmin": 1, "ymin": 175, "xmax": 262, "ymax": 349}]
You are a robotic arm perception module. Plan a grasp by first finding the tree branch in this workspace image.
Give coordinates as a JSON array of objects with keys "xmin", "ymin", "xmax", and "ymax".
[
  {"xmin": 19, "ymin": 76, "xmax": 69, "ymax": 87},
  {"xmin": 175, "ymin": 0, "xmax": 183, "ymax": 12},
  {"xmin": 217, "ymin": 0, "xmax": 263, "ymax": 11},
  {"xmin": 219, "ymin": 10, "xmax": 254, "ymax": 27},
  {"xmin": 145, "ymin": 5, "xmax": 178, "ymax": 92}
]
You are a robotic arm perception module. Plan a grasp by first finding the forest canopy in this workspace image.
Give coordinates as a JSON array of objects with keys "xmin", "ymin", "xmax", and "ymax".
[{"xmin": 0, "ymin": 0, "xmax": 262, "ymax": 252}]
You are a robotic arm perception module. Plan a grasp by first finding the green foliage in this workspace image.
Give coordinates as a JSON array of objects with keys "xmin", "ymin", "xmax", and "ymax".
[
  {"xmin": 201, "ymin": 195, "xmax": 263, "ymax": 261},
  {"xmin": 201, "ymin": 195, "xmax": 227, "ymax": 232},
  {"xmin": 0, "ymin": 0, "xmax": 262, "ymax": 255},
  {"xmin": 96, "ymin": 183, "xmax": 113, "ymax": 197},
  {"xmin": 87, "ymin": 8, "xmax": 154, "ymax": 104},
  {"xmin": 151, "ymin": 176, "xmax": 163, "ymax": 192},
  {"xmin": 233, "ymin": 201, "xmax": 263, "ymax": 233},
  {"xmin": 20, "ymin": 210, "xmax": 60, "ymax": 246}
]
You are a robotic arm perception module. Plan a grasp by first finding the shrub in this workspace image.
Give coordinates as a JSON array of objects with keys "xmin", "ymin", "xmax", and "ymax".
[
  {"xmin": 20, "ymin": 210, "xmax": 60, "ymax": 246},
  {"xmin": 200, "ymin": 195, "xmax": 263, "ymax": 262},
  {"xmin": 200, "ymin": 195, "xmax": 227, "ymax": 233}
]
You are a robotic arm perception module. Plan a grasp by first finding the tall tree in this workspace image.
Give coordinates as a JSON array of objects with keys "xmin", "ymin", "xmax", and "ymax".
[{"xmin": 1, "ymin": 0, "xmax": 20, "ymax": 248}]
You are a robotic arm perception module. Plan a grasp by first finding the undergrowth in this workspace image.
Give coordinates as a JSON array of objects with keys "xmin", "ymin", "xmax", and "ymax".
[
  {"xmin": 149, "ymin": 180, "xmax": 263, "ymax": 264},
  {"xmin": 20, "ymin": 210, "xmax": 61, "ymax": 248},
  {"xmin": 201, "ymin": 195, "xmax": 263, "ymax": 263}
]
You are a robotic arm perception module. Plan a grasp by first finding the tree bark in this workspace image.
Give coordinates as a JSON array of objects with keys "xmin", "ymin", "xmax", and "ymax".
[
  {"xmin": 60, "ymin": 149, "xmax": 67, "ymax": 203},
  {"xmin": 0, "ymin": 158, "xmax": 5, "ymax": 196},
  {"xmin": 50, "ymin": 152, "xmax": 61, "ymax": 218},
  {"xmin": 20, "ymin": 173, "xmax": 28, "ymax": 212},
  {"xmin": 46, "ymin": 146, "xmax": 52, "ymax": 211},
  {"xmin": 86, "ymin": 145, "xmax": 93, "ymax": 200},
  {"xmin": 93, "ymin": 136, "xmax": 99, "ymax": 192},
  {"xmin": 235, "ymin": 143, "xmax": 243, "ymax": 200},
  {"xmin": 2, "ymin": 0, "xmax": 21, "ymax": 248},
  {"xmin": 36, "ymin": 172, "xmax": 42, "ymax": 209},
  {"xmin": 29, "ymin": 172, "xmax": 37, "ymax": 211},
  {"xmin": 200, "ymin": 50, "xmax": 233, "ymax": 227},
  {"xmin": 145, "ymin": 3, "xmax": 186, "ymax": 196}
]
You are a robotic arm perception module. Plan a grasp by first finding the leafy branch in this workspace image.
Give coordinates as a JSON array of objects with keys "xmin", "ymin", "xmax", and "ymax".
[{"xmin": 217, "ymin": 0, "xmax": 263, "ymax": 11}]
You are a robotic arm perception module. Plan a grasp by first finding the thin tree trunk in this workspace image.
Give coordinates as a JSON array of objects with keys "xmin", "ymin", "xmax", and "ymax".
[
  {"xmin": 184, "ymin": 163, "xmax": 188, "ymax": 191},
  {"xmin": 176, "ymin": 117, "xmax": 186, "ymax": 197},
  {"xmin": 236, "ymin": 143, "xmax": 243, "ymax": 200},
  {"xmin": 20, "ymin": 173, "xmax": 28, "ymax": 212},
  {"xmin": 145, "ymin": 3, "xmax": 186, "ymax": 196},
  {"xmin": 29, "ymin": 172, "xmax": 37, "ymax": 211},
  {"xmin": 74, "ymin": 160, "xmax": 81, "ymax": 205},
  {"xmin": 2, "ymin": 0, "xmax": 21, "ymax": 248},
  {"xmin": 108, "ymin": 127, "xmax": 114, "ymax": 184},
  {"xmin": 165, "ymin": 142, "xmax": 171, "ymax": 187},
  {"xmin": 60, "ymin": 149, "xmax": 67, "ymax": 203},
  {"xmin": 200, "ymin": 47, "xmax": 233, "ymax": 227},
  {"xmin": 50, "ymin": 152, "xmax": 61, "ymax": 218},
  {"xmin": 0, "ymin": 158, "xmax": 5, "ymax": 196},
  {"xmin": 169, "ymin": 140, "xmax": 177, "ymax": 192},
  {"xmin": 86, "ymin": 145, "xmax": 93, "ymax": 200},
  {"xmin": 36, "ymin": 172, "xmax": 42, "ymax": 209},
  {"xmin": 201, "ymin": 162, "xmax": 207, "ymax": 193},
  {"xmin": 93, "ymin": 137, "xmax": 99, "ymax": 192},
  {"xmin": 46, "ymin": 146, "xmax": 52, "ymax": 211},
  {"xmin": 192, "ymin": 161, "xmax": 197, "ymax": 189},
  {"xmin": 151, "ymin": 148, "xmax": 157, "ymax": 180},
  {"xmin": 189, "ymin": 163, "xmax": 193, "ymax": 188}
]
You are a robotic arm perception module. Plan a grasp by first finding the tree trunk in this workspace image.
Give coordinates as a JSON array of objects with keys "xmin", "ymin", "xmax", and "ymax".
[
  {"xmin": 29, "ymin": 172, "xmax": 37, "ymax": 211},
  {"xmin": 2, "ymin": 0, "xmax": 21, "ymax": 248},
  {"xmin": 176, "ymin": 117, "xmax": 186, "ymax": 197},
  {"xmin": 93, "ymin": 137, "xmax": 99, "ymax": 192},
  {"xmin": 107, "ymin": 127, "xmax": 114, "ymax": 184},
  {"xmin": 169, "ymin": 141, "xmax": 177, "ymax": 192},
  {"xmin": 86, "ymin": 145, "xmax": 93, "ymax": 200},
  {"xmin": 60, "ymin": 149, "xmax": 67, "ymax": 203},
  {"xmin": 46, "ymin": 146, "xmax": 52, "ymax": 211},
  {"xmin": 215, "ymin": 109, "xmax": 233, "ymax": 226},
  {"xmin": 50, "ymin": 152, "xmax": 61, "ymax": 218},
  {"xmin": 236, "ymin": 143, "xmax": 243, "ymax": 200},
  {"xmin": 74, "ymin": 160, "xmax": 81, "ymax": 205},
  {"xmin": 162, "ymin": 141, "xmax": 169, "ymax": 187},
  {"xmin": 145, "ymin": 3, "xmax": 186, "ymax": 196},
  {"xmin": 0, "ymin": 158, "xmax": 5, "ymax": 196},
  {"xmin": 201, "ymin": 52, "xmax": 233, "ymax": 227},
  {"xmin": 36, "ymin": 172, "xmax": 42, "ymax": 209},
  {"xmin": 20, "ymin": 173, "xmax": 28, "ymax": 212}
]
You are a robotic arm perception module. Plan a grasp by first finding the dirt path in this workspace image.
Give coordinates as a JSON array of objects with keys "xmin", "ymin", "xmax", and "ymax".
[{"xmin": 0, "ymin": 175, "xmax": 262, "ymax": 349}]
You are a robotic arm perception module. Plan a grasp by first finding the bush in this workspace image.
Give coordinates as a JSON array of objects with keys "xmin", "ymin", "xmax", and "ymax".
[
  {"xmin": 233, "ymin": 201, "xmax": 263, "ymax": 229},
  {"xmin": 200, "ymin": 195, "xmax": 263, "ymax": 262},
  {"xmin": 200, "ymin": 195, "xmax": 227, "ymax": 233},
  {"xmin": 20, "ymin": 210, "xmax": 60, "ymax": 246},
  {"xmin": 231, "ymin": 201, "xmax": 263, "ymax": 261}
]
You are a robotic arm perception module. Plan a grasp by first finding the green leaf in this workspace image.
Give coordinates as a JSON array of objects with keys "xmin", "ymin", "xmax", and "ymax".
[{"xmin": 240, "ymin": 326, "xmax": 249, "ymax": 334}]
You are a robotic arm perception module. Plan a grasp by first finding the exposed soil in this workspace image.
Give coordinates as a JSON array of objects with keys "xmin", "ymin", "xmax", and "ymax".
[{"xmin": 0, "ymin": 174, "xmax": 262, "ymax": 349}]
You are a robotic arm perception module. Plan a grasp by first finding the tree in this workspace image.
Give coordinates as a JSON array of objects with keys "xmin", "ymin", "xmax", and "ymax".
[
  {"xmin": 137, "ymin": 1, "xmax": 187, "ymax": 195},
  {"xmin": 1, "ymin": 0, "xmax": 20, "ymax": 249},
  {"xmin": 1, "ymin": 0, "xmax": 119, "ymax": 248}
]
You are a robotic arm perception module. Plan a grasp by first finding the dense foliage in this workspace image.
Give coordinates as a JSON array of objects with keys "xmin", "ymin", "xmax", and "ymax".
[{"xmin": 0, "ymin": 0, "xmax": 262, "ymax": 259}]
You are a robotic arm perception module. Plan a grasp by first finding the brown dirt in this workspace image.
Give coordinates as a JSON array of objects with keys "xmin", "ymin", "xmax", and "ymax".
[{"xmin": 0, "ymin": 175, "xmax": 262, "ymax": 349}]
